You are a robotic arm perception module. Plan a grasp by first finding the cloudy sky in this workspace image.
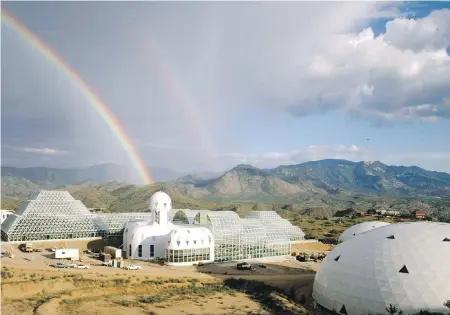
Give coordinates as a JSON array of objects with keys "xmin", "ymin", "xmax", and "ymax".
[{"xmin": 2, "ymin": 1, "xmax": 450, "ymax": 177}]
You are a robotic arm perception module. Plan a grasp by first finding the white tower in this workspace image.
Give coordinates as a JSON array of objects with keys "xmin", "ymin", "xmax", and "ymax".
[{"xmin": 148, "ymin": 191, "xmax": 172, "ymax": 226}]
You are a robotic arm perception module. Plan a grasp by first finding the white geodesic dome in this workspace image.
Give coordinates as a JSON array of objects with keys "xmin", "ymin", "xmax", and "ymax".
[
  {"xmin": 313, "ymin": 222, "xmax": 450, "ymax": 315},
  {"xmin": 338, "ymin": 221, "xmax": 391, "ymax": 243}
]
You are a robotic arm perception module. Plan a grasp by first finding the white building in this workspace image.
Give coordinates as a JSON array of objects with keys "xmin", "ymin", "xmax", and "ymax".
[
  {"xmin": 55, "ymin": 248, "xmax": 80, "ymax": 261},
  {"xmin": 313, "ymin": 222, "xmax": 450, "ymax": 315},
  {"xmin": 123, "ymin": 191, "xmax": 214, "ymax": 266},
  {"xmin": 338, "ymin": 221, "xmax": 390, "ymax": 243},
  {"xmin": 0, "ymin": 210, "xmax": 14, "ymax": 225}
]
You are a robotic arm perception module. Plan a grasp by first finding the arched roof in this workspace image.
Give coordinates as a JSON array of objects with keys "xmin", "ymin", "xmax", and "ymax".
[
  {"xmin": 241, "ymin": 218, "xmax": 268, "ymax": 245},
  {"xmin": 168, "ymin": 209, "xmax": 200, "ymax": 224},
  {"xmin": 245, "ymin": 211, "xmax": 303, "ymax": 242},
  {"xmin": 338, "ymin": 221, "xmax": 391, "ymax": 242},
  {"xmin": 313, "ymin": 222, "xmax": 450, "ymax": 315},
  {"xmin": 167, "ymin": 226, "xmax": 213, "ymax": 250}
]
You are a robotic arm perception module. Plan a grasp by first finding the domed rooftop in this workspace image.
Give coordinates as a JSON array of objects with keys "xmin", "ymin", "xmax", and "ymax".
[
  {"xmin": 149, "ymin": 191, "xmax": 172, "ymax": 212},
  {"xmin": 313, "ymin": 222, "xmax": 450, "ymax": 315},
  {"xmin": 168, "ymin": 226, "xmax": 213, "ymax": 250},
  {"xmin": 339, "ymin": 221, "xmax": 391, "ymax": 243}
]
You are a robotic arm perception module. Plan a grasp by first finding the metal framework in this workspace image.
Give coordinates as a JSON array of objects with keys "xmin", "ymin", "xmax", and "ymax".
[
  {"xmin": 2, "ymin": 191, "xmax": 304, "ymax": 265},
  {"xmin": 245, "ymin": 211, "xmax": 305, "ymax": 242},
  {"xmin": 168, "ymin": 209, "xmax": 200, "ymax": 225},
  {"xmin": 1, "ymin": 191, "xmax": 152, "ymax": 242},
  {"xmin": 174, "ymin": 210, "xmax": 297, "ymax": 262}
]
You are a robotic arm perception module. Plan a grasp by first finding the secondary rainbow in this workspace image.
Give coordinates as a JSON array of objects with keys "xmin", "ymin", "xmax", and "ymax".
[
  {"xmin": 140, "ymin": 40, "xmax": 221, "ymax": 172},
  {"xmin": 1, "ymin": 11, "xmax": 154, "ymax": 185}
]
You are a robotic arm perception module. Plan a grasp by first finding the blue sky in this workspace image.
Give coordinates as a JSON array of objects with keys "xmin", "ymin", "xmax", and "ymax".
[{"xmin": 1, "ymin": 2, "xmax": 450, "ymax": 174}]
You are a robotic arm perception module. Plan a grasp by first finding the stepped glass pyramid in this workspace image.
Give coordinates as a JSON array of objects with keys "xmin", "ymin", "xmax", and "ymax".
[{"xmin": 1, "ymin": 190, "xmax": 152, "ymax": 242}]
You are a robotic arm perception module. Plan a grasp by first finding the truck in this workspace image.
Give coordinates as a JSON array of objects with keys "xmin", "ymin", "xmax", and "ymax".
[
  {"xmin": 25, "ymin": 243, "xmax": 33, "ymax": 253},
  {"xmin": 55, "ymin": 248, "xmax": 79, "ymax": 261},
  {"xmin": 104, "ymin": 246, "xmax": 121, "ymax": 259},
  {"xmin": 237, "ymin": 262, "xmax": 253, "ymax": 270}
]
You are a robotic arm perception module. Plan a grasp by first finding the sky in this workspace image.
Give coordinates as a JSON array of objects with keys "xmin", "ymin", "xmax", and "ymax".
[{"xmin": 1, "ymin": 1, "xmax": 450, "ymax": 177}]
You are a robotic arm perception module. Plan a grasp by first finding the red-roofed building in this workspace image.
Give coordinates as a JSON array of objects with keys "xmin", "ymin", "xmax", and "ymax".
[{"xmin": 414, "ymin": 211, "xmax": 426, "ymax": 219}]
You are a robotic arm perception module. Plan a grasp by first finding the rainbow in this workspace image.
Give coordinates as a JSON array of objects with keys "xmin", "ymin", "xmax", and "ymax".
[
  {"xmin": 1, "ymin": 10, "xmax": 154, "ymax": 185},
  {"xmin": 140, "ymin": 41, "xmax": 221, "ymax": 172}
]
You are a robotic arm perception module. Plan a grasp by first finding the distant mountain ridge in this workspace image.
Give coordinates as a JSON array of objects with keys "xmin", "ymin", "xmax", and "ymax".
[
  {"xmin": 172, "ymin": 159, "xmax": 450, "ymax": 198},
  {"xmin": 2, "ymin": 160, "xmax": 450, "ymax": 202},
  {"xmin": 1, "ymin": 163, "xmax": 186, "ymax": 187}
]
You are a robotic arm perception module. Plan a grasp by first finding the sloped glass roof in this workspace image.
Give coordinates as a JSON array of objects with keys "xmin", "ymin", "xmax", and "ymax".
[{"xmin": 1, "ymin": 191, "xmax": 152, "ymax": 242}]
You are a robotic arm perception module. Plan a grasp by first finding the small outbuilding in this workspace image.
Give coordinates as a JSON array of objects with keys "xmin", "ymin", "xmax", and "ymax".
[{"xmin": 55, "ymin": 248, "xmax": 79, "ymax": 261}]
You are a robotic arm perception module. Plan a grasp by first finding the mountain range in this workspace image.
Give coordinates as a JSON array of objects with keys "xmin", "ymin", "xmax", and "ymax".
[
  {"xmin": 2, "ymin": 160, "xmax": 450, "ymax": 221},
  {"xmin": 2, "ymin": 160, "xmax": 450, "ymax": 201},
  {"xmin": 171, "ymin": 160, "xmax": 450, "ymax": 200}
]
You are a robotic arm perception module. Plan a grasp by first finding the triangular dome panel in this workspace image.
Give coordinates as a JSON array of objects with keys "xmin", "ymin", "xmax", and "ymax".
[{"xmin": 399, "ymin": 265, "xmax": 409, "ymax": 274}]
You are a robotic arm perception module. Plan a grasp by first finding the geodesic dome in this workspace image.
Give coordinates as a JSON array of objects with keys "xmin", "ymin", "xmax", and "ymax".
[
  {"xmin": 313, "ymin": 222, "xmax": 450, "ymax": 315},
  {"xmin": 338, "ymin": 221, "xmax": 391, "ymax": 243}
]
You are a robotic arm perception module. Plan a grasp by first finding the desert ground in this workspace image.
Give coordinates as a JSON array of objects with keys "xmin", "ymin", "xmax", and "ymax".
[{"xmin": 1, "ymin": 240, "xmax": 331, "ymax": 315}]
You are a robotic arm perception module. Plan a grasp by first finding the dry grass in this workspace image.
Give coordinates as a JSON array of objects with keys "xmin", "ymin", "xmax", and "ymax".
[{"xmin": 0, "ymin": 266, "xmax": 282, "ymax": 315}]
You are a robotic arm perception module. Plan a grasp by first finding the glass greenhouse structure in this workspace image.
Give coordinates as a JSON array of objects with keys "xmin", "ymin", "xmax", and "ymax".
[
  {"xmin": 2, "ymin": 190, "xmax": 306, "ymax": 263},
  {"xmin": 1, "ymin": 191, "xmax": 152, "ymax": 242},
  {"xmin": 168, "ymin": 209, "xmax": 305, "ymax": 262}
]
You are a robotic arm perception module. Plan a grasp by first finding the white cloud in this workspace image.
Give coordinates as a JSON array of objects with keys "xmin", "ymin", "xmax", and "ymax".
[
  {"xmin": 384, "ymin": 9, "xmax": 450, "ymax": 52},
  {"xmin": 199, "ymin": 6, "xmax": 450, "ymax": 123},
  {"xmin": 221, "ymin": 144, "xmax": 368, "ymax": 169},
  {"xmin": 19, "ymin": 147, "xmax": 69, "ymax": 155}
]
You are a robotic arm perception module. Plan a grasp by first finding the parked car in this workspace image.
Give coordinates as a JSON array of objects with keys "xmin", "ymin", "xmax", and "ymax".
[
  {"xmin": 53, "ymin": 262, "xmax": 69, "ymax": 268},
  {"xmin": 124, "ymin": 265, "xmax": 142, "ymax": 270},
  {"xmin": 258, "ymin": 264, "xmax": 267, "ymax": 268},
  {"xmin": 75, "ymin": 264, "xmax": 90, "ymax": 269},
  {"xmin": 237, "ymin": 262, "xmax": 253, "ymax": 270},
  {"xmin": 102, "ymin": 261, "xmax": 112, "ymax": 267}
]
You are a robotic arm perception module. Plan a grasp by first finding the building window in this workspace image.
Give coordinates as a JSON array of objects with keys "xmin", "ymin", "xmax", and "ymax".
[
  {"xmin": 138, "ymin": 245, "xmax": 142, "ymax": 257},
  {"xmin": 155, "ymin": 211, "xmax": 160, "ymax": 224},
  {"xmin": 129, "ymin": 245, "xmax": 132, "ymax": 257},
  {"xmin": 46, "ymin": 235, "xmax": 50, "ymax": 240},
  {"xmin": 150, "ymin": 245, "xmax": 154, "ymax": 258}
]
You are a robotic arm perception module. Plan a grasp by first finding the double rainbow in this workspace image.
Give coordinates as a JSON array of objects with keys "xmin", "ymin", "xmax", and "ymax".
[{"xmin": 1, "ymin": 10, "xmax": 153, "ymax": 185}]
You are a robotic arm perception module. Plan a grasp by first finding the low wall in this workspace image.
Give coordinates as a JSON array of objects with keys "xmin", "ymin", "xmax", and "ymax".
[{"xmin": 291, "ymin": 240, "xmax": 319, "ymax": 244}]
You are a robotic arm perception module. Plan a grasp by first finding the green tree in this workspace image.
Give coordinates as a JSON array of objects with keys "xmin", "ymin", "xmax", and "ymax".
[
  {"xmin": 444, "ymin": 300, "xmax": 450, "ymax": 309},
  {"xmin": 386, "ymin": 304, "xmax": 403, "ymax": 315}
]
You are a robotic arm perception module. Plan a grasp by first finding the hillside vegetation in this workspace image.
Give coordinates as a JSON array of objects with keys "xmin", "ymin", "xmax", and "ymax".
[
  {"xmin": 173, "ymin": 160, "xmax": 450, "ymax": 199},
  {"xmin": 2, "ymin": 160, "xmax": 450, "ymax": 224}
]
